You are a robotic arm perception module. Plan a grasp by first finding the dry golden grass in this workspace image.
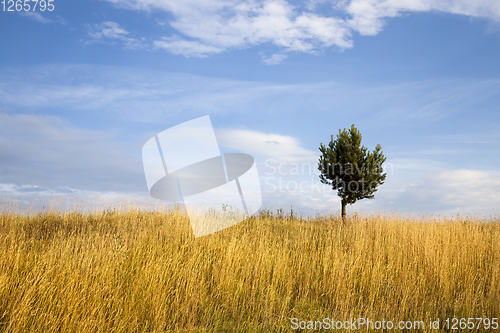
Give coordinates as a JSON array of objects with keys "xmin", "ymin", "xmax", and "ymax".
[{"xmin": 0, "ymin": 203, "xmax": 499, "ymax": 332}]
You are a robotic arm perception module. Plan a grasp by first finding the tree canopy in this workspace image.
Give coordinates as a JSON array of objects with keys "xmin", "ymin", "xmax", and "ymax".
[{"xmin": 318, "ymin": 124, "xmax": 387, "ymax": 219}]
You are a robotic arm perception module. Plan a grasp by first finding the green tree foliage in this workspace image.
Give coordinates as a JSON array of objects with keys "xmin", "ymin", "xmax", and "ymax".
[{"xmin": 318, "ymin": 124, "xmax": 387, "ymax": 219}]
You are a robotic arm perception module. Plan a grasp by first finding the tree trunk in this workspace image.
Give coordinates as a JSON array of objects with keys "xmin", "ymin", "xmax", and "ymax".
[{"xmin": 341, "ymin": 200, "xmax": 346, "ymax": 221}]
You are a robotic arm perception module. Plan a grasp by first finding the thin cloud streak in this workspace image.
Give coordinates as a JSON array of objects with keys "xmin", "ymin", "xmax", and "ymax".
[
  {"xmin": 1, "ymin": 65, "xmax": 499, "ymax": 125},
  {"xmin": 86, "ymin": 22, "xmax": 148, "ymax": 50},
  {"xmin": 0, "ymin": 112, "xmax": 145, "ymax": 192},
  {"xmin": 19, "ymin": 12, "xmax": 66, "ymax": 25}
]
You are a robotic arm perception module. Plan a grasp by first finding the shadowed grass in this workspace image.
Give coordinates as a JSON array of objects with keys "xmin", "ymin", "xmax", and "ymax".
[{"xmin": 0, "ymin": 206, "xmax": 499, "ymax": 332}]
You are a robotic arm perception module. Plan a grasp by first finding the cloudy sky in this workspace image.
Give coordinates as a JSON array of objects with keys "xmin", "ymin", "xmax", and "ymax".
[{"xmin": 1, "ymin": 0, "xmax": 500, "ymax": 217}]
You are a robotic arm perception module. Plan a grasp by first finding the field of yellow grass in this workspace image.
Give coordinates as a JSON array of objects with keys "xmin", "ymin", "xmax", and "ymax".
[{"xmin": 1, "ymin": 203, "xmax": 499, "ymax": 332}]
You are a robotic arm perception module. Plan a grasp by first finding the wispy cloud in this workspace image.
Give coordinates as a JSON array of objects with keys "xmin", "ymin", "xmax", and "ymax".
[
  {"xmin": 86, "ymin": 21, "xmax": 147, "ymax": 50},
  {"xmin": 153, "ymin": 36, "xmax": 224, "ymax": 57},
  {"xmin": 345, "ymin": 0, "xmax": 500, "ymax": 36},
  {"xmin": 0, "ymin": 182, "xmax": 155, "ymax": 213},
  {"xmin": 2, "ymin": 65, "xmax": 500, "ymax": 128},
  {"xmin": 88, "ymin": 21, "xmax": 130, "ymax": 39},
  {"xmin": 261, "ymin": 53, "xmax": 288, "ymax": 65},
  {"xmin": 19, "ymin": 11, "xmax": 66, "ymax": 24},
  {"xmin": 0, "ymin": 112, "xmax": 145, "ymax": 193},
  {"xmin": 99, "ymin": 0, "xmax": 500, "ymax": 60},
  {"xmin": 372, "ymin": 167, "xmax": 500, "ymax": 216},
  {"xmin": 368, "ymin": 79, "xmax": 500, "ymax": 124}
]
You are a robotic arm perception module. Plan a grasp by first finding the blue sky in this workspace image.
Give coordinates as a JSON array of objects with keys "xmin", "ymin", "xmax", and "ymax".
[{"xmin": 1, "ymin": 0, "xmax": 500, "ymax": 217}]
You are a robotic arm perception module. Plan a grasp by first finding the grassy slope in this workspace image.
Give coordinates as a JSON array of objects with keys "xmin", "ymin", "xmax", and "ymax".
[{"xmin": 0, "ymin": 208, "xmax": 499, "ymax": 332}]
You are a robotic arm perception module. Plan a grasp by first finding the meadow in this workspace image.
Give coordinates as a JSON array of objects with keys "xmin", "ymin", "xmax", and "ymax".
[{"xmin": 0, "ymin": 202, "xmax": 499, "ymax": 332}]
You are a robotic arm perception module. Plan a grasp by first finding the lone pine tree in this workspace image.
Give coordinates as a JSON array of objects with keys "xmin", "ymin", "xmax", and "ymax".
[{"xmin": 318, "ymin": 124, "xmax": 387, "ymax": 220}]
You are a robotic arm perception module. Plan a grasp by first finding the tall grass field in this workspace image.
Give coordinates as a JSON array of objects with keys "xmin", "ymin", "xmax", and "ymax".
[{"xmin": 1, "ymin": 202, "xmax": 499, "ymax": 332}]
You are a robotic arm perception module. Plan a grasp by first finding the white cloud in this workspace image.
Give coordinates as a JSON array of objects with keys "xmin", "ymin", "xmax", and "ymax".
[
  {"xmin": 154, "ymin": 36, "xmax": 224, "ymax": 57},
  {"xmin": 345, "ymin": 0, "xmax": 500, "ymax": 36},
  {"xmin": 19, "ymin": 12, "xmax": 67, "ymax": 25},
  {"xmin": 20, "ymin": 12, "xmax": 53, "ymax": 24},
  {"xmin": 262, "ymin": 53, "xmax": 288, "ymax": 65},
  {"xmin": 89, "ymin": 21, "xmax": 129, "ymax": 39},
  {"xmin": 86, "ymin": 22, "xmax": 147, "ymax": 50},
  {"xmin": 216, "ymin": 128, "xmax": 317, "ymax": 164},
  {"xmin": 100, "ymin": 0, "xmax": 500, "ymax": 60},
  {"xmin": 215, "ymin": 127, "xmax": 339, "ymax": 211},
  {"xmin": 106, "ymin": 0, "xmax": 353, "ymax": 58}
]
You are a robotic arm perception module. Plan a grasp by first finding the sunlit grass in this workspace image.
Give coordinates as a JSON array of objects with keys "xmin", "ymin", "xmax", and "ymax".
[{"xmin": 1, "ymin": 202, "xmax": 499, "ymax": 332}]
